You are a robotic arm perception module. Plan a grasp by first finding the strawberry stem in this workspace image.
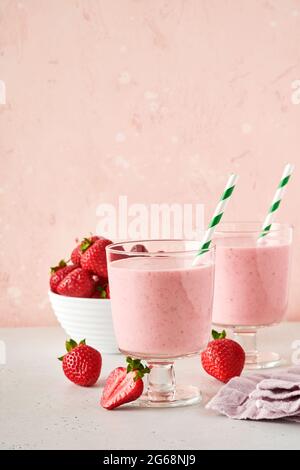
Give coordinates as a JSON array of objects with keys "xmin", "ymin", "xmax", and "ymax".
[
  {"xmin": 126, "ymin": 357, "xmax": 150, "ymax": 381},
  {"xmin": 50, "ymin": 259, "xmax": 67, "ymax": 274},
  {"xmin": 212, "ymin": 329, "xmax": 226, "ymax": 340},
  {"xmin": 65, "ymin": 338, "xmax": 78, "ymax": 352},
  {"xmin": 80, "ymin": 237, "xmax": 93, "ymax": 253},
  {"xmin": 58, "ymin": 338, "xmax": 85, "ymax": 361}
]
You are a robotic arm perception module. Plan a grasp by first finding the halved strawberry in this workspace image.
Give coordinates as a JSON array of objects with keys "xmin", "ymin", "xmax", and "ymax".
[{"xmin": 101, "ymin": 357, "xmax": 150, "ymax": 410}]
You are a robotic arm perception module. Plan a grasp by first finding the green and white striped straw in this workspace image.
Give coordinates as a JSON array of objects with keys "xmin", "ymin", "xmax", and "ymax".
[
  {"xmin": 259, "ymin": 163, "xmax": 294, "ymax": 238},
  {"xmin": 193, "ymin": 173, "xmax": 239, "ymax": 266}
]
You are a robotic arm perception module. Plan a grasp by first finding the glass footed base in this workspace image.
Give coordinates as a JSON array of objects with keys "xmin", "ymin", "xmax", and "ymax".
[
  {"xmin": 218, "ymin": 325, "xmax": 285, "ymax": 370},
  {"xmin": 245, "ymin": 351, "xmax": 282, "ymax": 370},
  {"xmin": 129, "ymin": 385, "xmax": 202, "ymax": 408}
]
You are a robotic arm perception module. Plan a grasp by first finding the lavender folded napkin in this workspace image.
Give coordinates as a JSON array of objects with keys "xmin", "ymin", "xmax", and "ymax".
[{"xmin": 206, "ymin": 366, "xmax": 300, "ymax": 422}]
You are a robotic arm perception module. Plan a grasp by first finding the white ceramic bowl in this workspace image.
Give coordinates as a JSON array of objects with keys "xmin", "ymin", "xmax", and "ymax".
[{"xmin": 48, "ymin": 291, "xmax": 119, "ymax": 354}]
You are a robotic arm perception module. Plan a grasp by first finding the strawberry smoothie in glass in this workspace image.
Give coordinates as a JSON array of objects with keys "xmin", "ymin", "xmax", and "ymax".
[
  {"xmin": 212, "ymin": 222, "xmax": 292, "ymax": 369},
  {"xmin": 106, "ymin": 240, "xmax": 215, "ymax": 407}
]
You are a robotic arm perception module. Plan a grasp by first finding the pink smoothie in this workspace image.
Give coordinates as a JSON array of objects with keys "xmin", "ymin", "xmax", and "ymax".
[
  {"xmin": 108, "ymin": 256, "xmax": 214, "ymax": 358},
  {"xmin": 212, "ymin": 239, "xmax": 291, "ymax": 327}
]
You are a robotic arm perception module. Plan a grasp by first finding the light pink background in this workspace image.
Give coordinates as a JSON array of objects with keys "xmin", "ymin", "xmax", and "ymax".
[{"xmin": 0, "ymin": 0, "xmax": 299, "ymax": 327}]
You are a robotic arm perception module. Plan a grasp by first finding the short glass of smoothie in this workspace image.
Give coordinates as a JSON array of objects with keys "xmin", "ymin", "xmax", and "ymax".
[
  {"xmin": 106, "ymin": 239, "xmax": 215, "ymax": 407},
  {"xmin": 212, "ymin": 222, "xmax": 292, "ymax": 369}
]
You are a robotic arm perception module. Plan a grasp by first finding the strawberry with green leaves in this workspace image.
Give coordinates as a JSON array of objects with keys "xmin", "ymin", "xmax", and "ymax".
[
  {"xmin": 201, "ymin": 330, "xmax": 245, "ymax": 383},
  {"xmin": 101, "ymin": 357, "xmax": 150, "ymax": 410},
  {"xmin": 50, "ymin": 260, "xmax": 78, "ymax": 293},
  {"xmin": 59, "ymin": 339, "xmax": 102, "ymax": 387},
  {"xmin": 50, "ymin": 260, "xmax": 95, "ymax": 298},
  {"xmin": 71, "ymin": 235, "xmax": 100, "ymax": 265},
  {"xmin": 72, "ymin": 236, "xmax": 112, "ymax": 282}
]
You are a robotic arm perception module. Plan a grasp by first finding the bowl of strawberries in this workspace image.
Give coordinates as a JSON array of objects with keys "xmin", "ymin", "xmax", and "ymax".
[{"xmin": 49, "ymin": 235, "xmax": 119, "ymax": 354}]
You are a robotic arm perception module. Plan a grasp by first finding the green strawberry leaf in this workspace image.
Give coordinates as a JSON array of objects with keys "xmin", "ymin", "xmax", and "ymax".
[
  {"xmin": 65, "ymin": 338, "xmax": 78, "ymax": 352},
  {"xmin": 58, "ymin": 355, "xmax": 64, "ymax": 361},
  {"xmin": 80, "ymin": 237, "xmax": 93, "ymax": 253},
  {"xmin": 126, "ymin": 356, "xmax": 150, "ymax": 381},
  {"xmin": 50, "ymin": 259, "xmax": 67, "ymax": 274},
  {"xmin": 212, "ymin": 329, "xmax": 226, "ymax": 340},
  {"xmin": 95, "ymin": 285, "xmax": 107, "ymax": 298},
  {"xmin": 79, "ymin": 339, "xmax": 86, "ymax": 345}
]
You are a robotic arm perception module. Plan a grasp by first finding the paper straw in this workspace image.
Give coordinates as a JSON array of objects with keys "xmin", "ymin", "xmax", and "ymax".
[
  {"xmin": 193, "ymin": 173, "xmax": 239, "ymax": 266},
  {"xmin": 259, "ymin": 163, "xmax": 294, "ymax": 238}
]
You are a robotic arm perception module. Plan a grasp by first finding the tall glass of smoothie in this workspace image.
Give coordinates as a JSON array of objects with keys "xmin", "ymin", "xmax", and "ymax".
[
  {"xmin": 106, "ymin": 239, "xmax": 215, "ymax": 407},
  {"xmin": 212, "ymin": 222, "xmax": 292, "ymax": 369}
]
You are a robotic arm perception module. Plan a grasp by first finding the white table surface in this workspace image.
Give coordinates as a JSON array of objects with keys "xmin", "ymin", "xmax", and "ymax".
[{"xmin": 0, "ymin": 323, "xmax": 299, "ymax": 450}]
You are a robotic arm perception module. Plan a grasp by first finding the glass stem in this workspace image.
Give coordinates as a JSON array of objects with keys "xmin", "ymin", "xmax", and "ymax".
[
  {"xmin": 146, "ymin": 362, "xmax": 176, "ymax": 402},
  {"xmin": 233, "ymin": 327, "xmax": 258, "ymax": 363}
]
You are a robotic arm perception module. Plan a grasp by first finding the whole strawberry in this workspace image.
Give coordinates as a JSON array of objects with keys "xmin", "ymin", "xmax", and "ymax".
[
  {"xmin": 201, "ymin": 330, "xmax": 245, "ymax": 383},
  {"xmin": 59, "ymin": 339, "xmax": 102, "ymax": 387},
  {"xmin": 79, "ymin": 237, "xmax": 112, "ymax": 282},
  {"xmin": 50, "ymin": 260, "xmax": 95, "ymax": 298},
  {"xmin": 101, "ymin": 357, "xmax": 150, "ymax": 410},
  {"xmin": 50, "ymin": 260, "xmax": 78, "ymax": 293},
  {"xmin": 71, "ymin": 235, "xmax": 100, "ymax": 265}
]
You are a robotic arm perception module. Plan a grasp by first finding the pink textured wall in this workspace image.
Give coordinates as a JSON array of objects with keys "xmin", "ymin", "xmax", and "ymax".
[{"xmin": 0, "ymin": 0, "xmax": 300, "ymax": 326}]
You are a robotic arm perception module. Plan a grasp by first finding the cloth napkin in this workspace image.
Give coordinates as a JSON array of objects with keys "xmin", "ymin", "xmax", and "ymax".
[{"xmin": 206, "ymin": 367, "xmax": 300, "ymax": 422}]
